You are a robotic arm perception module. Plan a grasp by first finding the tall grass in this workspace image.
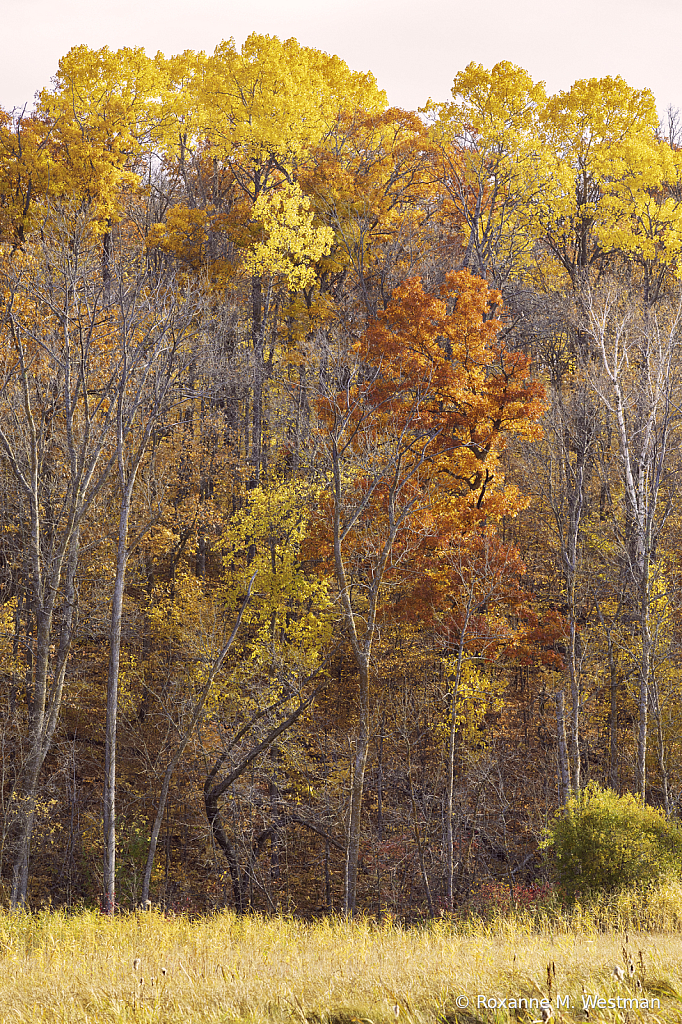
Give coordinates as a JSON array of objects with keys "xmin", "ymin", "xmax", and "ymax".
[
  {"xmin": 2, "ymin": 885, "xmax": 682, "ymax": 1022},
  {"xmin": 458, "ymin": 879, "xmax": 682, "ymax": 935}
]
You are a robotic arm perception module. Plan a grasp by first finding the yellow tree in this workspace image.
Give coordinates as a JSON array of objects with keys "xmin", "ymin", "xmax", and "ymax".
[
  {"xmin": 0, "ymin": 109, "xmax": 54, "ymax": 247},
  {"xmin": 538, "ymin": 75, "xmax": 661, "ymax": 289},
  {"xmin": 2, "ymin": 46, "xmax": 165, "ymax": 280},
  {"xmin": 599, "ymin": 139, "xmax": 682, "ymax": 302},
  {"xmin": 425, "ymin": 61, "xmax": 550, "ymax": 288}
]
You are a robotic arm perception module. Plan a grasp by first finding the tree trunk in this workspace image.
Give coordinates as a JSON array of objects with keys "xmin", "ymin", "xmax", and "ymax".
[
  {"xmin": 102, "ymin": 227, "xmax": 112, "ymax": 302},
  {"xmin": 102, "ymin": 490, "xmax": 132, "ymax": 914},
  {"xmin": 344, "ymin": 660, "xmax": 369, "ymax": 914},
  {"xmin": 636, "ymin": 589, "xmax": 651, "ymax": 801},
  {"xmin": 556, "ymin": 689, "xmax": 571, "ymax": 806},
  {"xmin": 251, "ymin": 275, "xmax": 265, "ymax": 485},
  {"xmin": 567, "ymin": 615, "xmax": 581, "ymax": 792},
  {"xmin": 407, "ymin": 732, "xmax": 434, "ymax": 916},
  {"xmin": 445, "ymin": 587, "xmax": 475, "ymax": 909},
  {"xmin": 608, "ymin": 636, "xmax": 619, "ymax": 791},
  {"xmin": 203, "ymin": 681, "xmax": 326, "ymax": 912},
  {"xmin": 205, "ymin": 787, "xmax": 245, "ymax": 912},
  {"xmin": 650, "ymin": 675, "xmax": 671, "ymax": 815},
  {"xmin": 8, "ymin": 527, "xmax": 81, "ymax": 908}
]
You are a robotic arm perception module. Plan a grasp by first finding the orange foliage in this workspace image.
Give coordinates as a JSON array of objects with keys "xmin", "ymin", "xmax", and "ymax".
[{"xmin": 312, "ymin": 270, "xmax": 545, "ymax": 629}]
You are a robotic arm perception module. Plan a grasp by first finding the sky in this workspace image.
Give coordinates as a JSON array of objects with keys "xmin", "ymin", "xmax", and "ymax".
[{"xmin": 1, "ymin": 0, "xmax": 680, "ymax": 118}]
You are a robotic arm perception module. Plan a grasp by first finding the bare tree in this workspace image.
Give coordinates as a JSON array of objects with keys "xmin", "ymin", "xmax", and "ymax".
[
  {"xmin": 0, "ymin": 209, "xmax": 127, "ymax": 906},
  {"xmin": 584, "ymin": 279, "xmax": 682, "ymax": 801},
  {"xmin": 101, "ymin": 263, "xmax": 199, "ymax": 913},
  {"xmin": 531, "ymin": 377, "xmax": 599, "ymax": 795},
  {"xmin": 203, "ymin": 675, "xmax": 329, "ymax": 912}
]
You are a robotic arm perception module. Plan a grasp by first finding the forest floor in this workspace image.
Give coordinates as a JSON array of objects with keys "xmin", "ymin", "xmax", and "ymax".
[{"xmin": 2, "ymin": 898, "xmax": 682, "ymax": 1023}]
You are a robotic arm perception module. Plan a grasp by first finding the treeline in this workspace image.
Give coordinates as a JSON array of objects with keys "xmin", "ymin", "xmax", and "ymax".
[{"xmin": 0, "ymin": 37, "xmax": 681, "ymax": 916}]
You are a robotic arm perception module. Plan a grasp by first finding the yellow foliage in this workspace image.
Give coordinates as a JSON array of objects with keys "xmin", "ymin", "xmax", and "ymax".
[
  {"xmin": 0, "ymin": 597, "xmax": 18, "ymax": 674},
  {"xmin": 35, "ymin": 45, "xmax": 162, "ymax": 228},
  {"xmin": 222, "ymin": 479, "xmax": 334, "ymax": 673},
  {"xmin": 194, "ymin": 34, "xmax": 385, "ymax": 181},
  {"xmin": 427, "ymin": 61, "xmax": 551, "ymax": 284},
  {"xmin": 244, "ymin": 182, "xmax": 334, "ymax": 290},
  {"xmin": 442, "ymin": 657, "xmax": 504, "ymax": 750},
  {"xmin": 537, "ymin": 75, "xmax": 682, "ymax": 279}
]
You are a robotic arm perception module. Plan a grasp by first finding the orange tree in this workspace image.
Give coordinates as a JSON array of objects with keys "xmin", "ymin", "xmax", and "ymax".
[{"xmin": 313, "ymin": 269, "xmax": 545, "ymax": 912}]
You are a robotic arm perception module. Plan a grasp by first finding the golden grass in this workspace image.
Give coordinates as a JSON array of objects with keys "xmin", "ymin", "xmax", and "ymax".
[{"xmin": 2, "ymin": 887, "xmax": 682, "ymax": 1023}]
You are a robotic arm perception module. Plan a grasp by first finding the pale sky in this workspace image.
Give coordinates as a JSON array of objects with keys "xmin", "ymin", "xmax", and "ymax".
[{"xmin": 2, "ymin": 0, "xmax": 680, "ymax": 118}]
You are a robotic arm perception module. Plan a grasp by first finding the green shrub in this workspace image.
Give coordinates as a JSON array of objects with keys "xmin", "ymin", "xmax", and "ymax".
[{"xmin": 543, "ymin": 782, "xmax": 682, "ymax": 900}]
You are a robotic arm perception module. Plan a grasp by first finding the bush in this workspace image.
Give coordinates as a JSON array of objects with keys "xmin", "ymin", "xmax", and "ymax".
[{"xmin": 543, "ymin": 782, "xmax": 682, "ymax": 900}]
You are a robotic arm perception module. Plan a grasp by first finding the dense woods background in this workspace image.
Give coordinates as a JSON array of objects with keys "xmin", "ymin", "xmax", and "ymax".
[{"xmin": 1, "ymin": 36, "xmax": 682, "ymax": 916}]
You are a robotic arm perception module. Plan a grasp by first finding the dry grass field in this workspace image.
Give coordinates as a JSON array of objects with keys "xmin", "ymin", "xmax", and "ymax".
[{"xmin": 2, "ymin": 887, "xmax": 682, "ymax": 1023}]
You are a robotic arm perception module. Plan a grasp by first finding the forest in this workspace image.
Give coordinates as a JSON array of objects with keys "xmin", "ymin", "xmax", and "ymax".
[{"xmin": 0, "ymin": 35, "xmax": 681, "ymax": 919}]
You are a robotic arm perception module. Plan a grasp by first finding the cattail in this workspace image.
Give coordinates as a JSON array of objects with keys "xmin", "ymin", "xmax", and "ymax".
[
  {"xmin": 133, "ymin": 958, "xmax": 141, "ymax": 972},
  {"xmin": 161, "ymin": 966, "xmax": 167, "ymax": 976},
  {"xmin": 540, "ymin": 1006, "xmax": 553, "ymax": 1022},
  {"xmin": 613, "ymin": 965, "xmax": 624, "ymax": 981},
  {"xmin": 628, "ymin": 960, "xmax": 635, "ymax": 978}
]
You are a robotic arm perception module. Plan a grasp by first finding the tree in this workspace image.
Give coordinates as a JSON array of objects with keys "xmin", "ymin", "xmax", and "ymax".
[
  {"xmin": 139, "ymin": 572, "xmax": 256, "ymax": 905},
  {"xmin": 101, "ymin": 262, "xmax": 197, "ymax": 914},
  {"xmin": 300, "ymin": 106, "xmax": 429, "ymax": 318},
  {"xmin": 425, "ymin": 61, "xmax": 549, "ymax": 289},
  {"xmin": 152, "ymin": 35, "xmax": 386, "ymax": 484},
  {"xmin": 432, "ymin": 530, "xmax": 530, "ymax": 906},
  {"xmin": 538, "ymin": 76, "xmax": 661, "ymax": 289},
  {"xmin": 583, "ymin": 279, "xmax": 682, "ymax": 801},
  {"xmin": 522, "ymin": 360, "xmax": 601, "ymax": 798},
  {"xmin": 314, "ymin": 269, "xmax": 544, "ymax": 912},
  {"xmin": 0, "ymin": 213, "xmax": 124, "ymax": 906},
  {"xmin": 200, "ymin": 480, "xmax": 334, "ymax": 911}
]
